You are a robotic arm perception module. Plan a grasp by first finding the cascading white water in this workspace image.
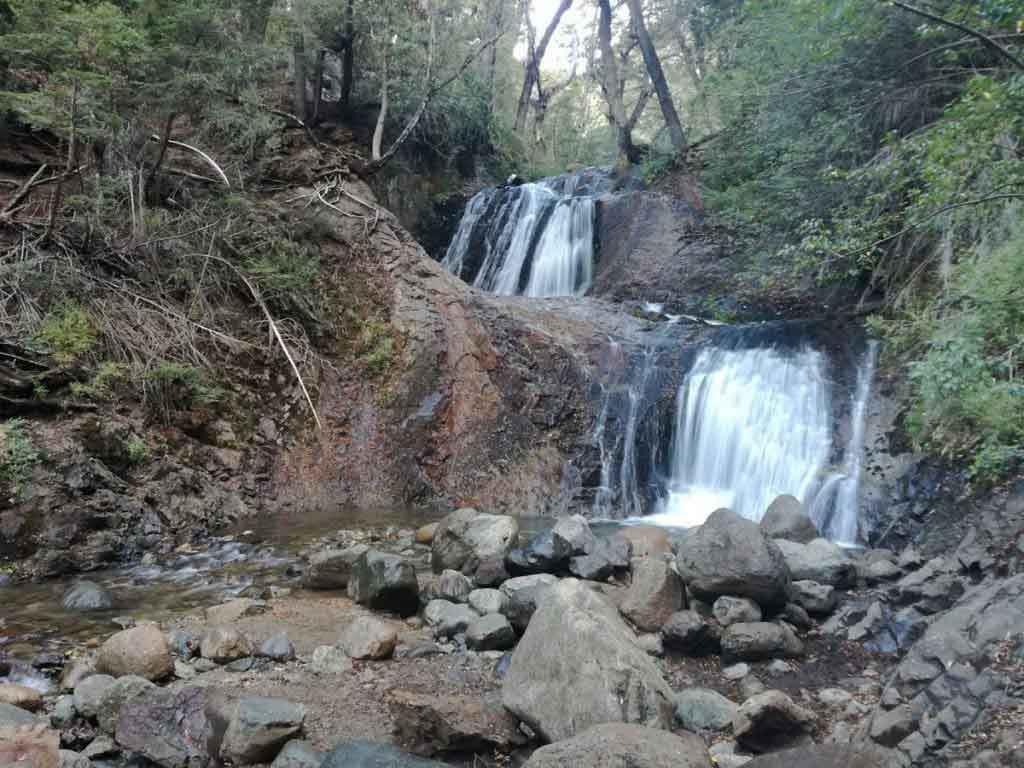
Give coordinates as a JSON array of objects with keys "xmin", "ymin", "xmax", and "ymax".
[
  {"xmin": 440, "ymin": 171, "xmax": 606, "ymax": 297},
  {"xmin": 646, "ymin": 345, "xmax": 833, "ymax": 528},
  {"xmin": 808, "ymin": 340, "xmax": 880, "ymax": 546}
]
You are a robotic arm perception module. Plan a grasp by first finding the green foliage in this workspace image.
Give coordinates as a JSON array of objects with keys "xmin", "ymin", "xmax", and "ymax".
[
  {"xmin": 122, "ymin": 434, "xmax": 149, "ymax": 465},
  {"xmin": 35, "ymin": 302, "xmax": 98, "ymax": 364},
  {"xmin": 357, "ymin": 320, "xmax": 395, "ymax": 376},
  {"xmin": 145, "ymin": 362, "xmax": 224, "ymax": 421},
  {"xmin": 70, "ymin": 361, "xmax": 130, "ymax": 400},
  {"xmin": 0, "ymin": 418, "xmax": 41, "ymax": 500}
]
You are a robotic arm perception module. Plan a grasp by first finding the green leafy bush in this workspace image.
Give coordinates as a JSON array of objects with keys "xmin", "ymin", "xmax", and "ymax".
[
  {"xmin": 358, "ymin": 321, "xmax": 395, "ymax": 377},
  {"xmin": 70, "ymin": 361, "xmax": 130, "ymax": 400},
  {"xmin": 0, "ymin": 418, "xmax": 41, "ymax": 500},
  {"xmin": 145, "ymin": 362, "xmax": 224, "ymax": 421},
  {"xmin": 35, "ymin": 303, "xmax": 98, "ymax": 364}
]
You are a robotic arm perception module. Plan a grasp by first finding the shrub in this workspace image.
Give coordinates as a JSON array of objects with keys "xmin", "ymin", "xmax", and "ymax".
[
  {"xmin": 35, "ymin": 302, "xmax": 98, "ymax": 364},
  {"xmin": 0, "ymin": 418, "xmax": 41, "ymax": 500},
  {"xmin": 145, "ymin": 362, "xmax": 224, "ymax": 421}
]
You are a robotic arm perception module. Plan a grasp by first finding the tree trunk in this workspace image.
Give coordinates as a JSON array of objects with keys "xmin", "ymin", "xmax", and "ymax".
[
  {"xmin": 372, "ymin": 50, "xmax": 389, "ymax": 161},
  {"xmin": 340, "ymin": 0, "xmax": 355, "ymax": 110},
  {"xmin": 482, "ymin": 0, "xmax": 505, "ymax": 114},
  {"xmin": 292, "ymin": 28, "xmax": 307, "ymax": 121},
  {"xmin": 596, "ymin": 0, "xmax": 638, "ymax": 165},
  {"xmin": 311, "ymin": 49, "xmax": 325, "ymax": 125},
  {"xmin": 625, "ymin": 0, "xmax": 687, "ymax": 154},
  {"xmin": 514, "ymin": 0, "xmax": 573, "ymax": 133}
]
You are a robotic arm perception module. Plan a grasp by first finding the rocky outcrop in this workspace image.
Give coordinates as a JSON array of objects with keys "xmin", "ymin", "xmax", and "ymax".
[
  {"xmin": 431, "ymin": 509, "xmax": 519, "ymax": 576},
  {"xmin": 389, "ymin": 691, "xmax": 524, "ymax": 756},
  {"xmin": 761, "ymin": 495, "xmax": 818, "ymax": 543},
  {"xmin": 502, "ymin": 579, "xmax": 674, "ymax": 742},
  {"xmin": 348, "ymin": 551, "xmax": 419, "ymax": 616},
  {"xmin": 522, "ymin": 723, "xmax": 712, "ymax": 768},
  {"xmin": 733, "ymin": 690, "xmax": 815, "ymax": 753},
  {"xmin": 677, "ymin": 509, "xmax": 792, "ymax": 611}
]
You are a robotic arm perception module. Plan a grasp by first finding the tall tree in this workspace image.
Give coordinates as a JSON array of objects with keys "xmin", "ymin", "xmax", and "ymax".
[
  {"xmin": 292, "ymin": 0, "xmax": 308, "ymax": 120},
  {"xmin": 624, "ymin": 0, "xmax": 687, "ymax": 153},
  {"xmin": 514, "ymin": 0, "xmax": 573, "ymax": 133},
  {"xmin": 595, "ymin": 0, "xmax": 640, "ymax": 164}
]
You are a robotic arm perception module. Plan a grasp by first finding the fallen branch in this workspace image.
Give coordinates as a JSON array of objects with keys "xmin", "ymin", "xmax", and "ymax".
[
  {"xmin": 0, "ymin": 164, "xmax": 47, "ymax": 220},
  {"xmin": 208, "ymin": 254, "xmax": 323, "ymax": 432},
  {"xmin": 149, "ymin": 135, "xmax": 230, "ymax": 187},
  {"xmin": 888, "ymin": 1, "xmax": 1024, "ymax": 71},
  {"xmin": 0, "ymin": 394, "xmax": 97, "ymax": 416}
]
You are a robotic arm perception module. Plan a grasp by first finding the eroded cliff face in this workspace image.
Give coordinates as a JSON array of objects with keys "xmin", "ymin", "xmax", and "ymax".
[{"xmin": 270, "ymin": 179, "xmax": 683, "ymax": 518}]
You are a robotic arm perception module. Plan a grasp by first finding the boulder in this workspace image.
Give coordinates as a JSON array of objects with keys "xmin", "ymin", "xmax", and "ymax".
[
  {"xmin": 389, "ymin": 690, "xmax": 524, "ymax": 756},
  {"xmin": 674, "ymin": 688, "xmax": 739, "ymax": 731},
  {"xmin": 775, "ymin": 539, "xmax": 856, "ymax": 588},
  {"xmin": 220, "ymin": 696, "xmax": 305, "ymax": 765},
  {"xmin": 436, "ymin": 570, "xmax": 472, "ymax": 603},
  {"xmin": 62, "ymin": 581, "xmax": 114, "ymax": 612},
  {"xmin": 466, "ymin": 614, "xmax": 516, "ymax": 651},
  {"xmin": 742, "ymin": 744, "xmax": 905, "ymax": 768},
  {"xmin": 257, "ymin": 633, "xmax": 296, "ymax": 662},
  {"xmin": 96, "ymin": 625, "xmax": 173, "ymax": 681},
  {"xmin": 423, "ymin": 600, "xmax": 478, "ymax": 639},
  {"xmin": 310, "ymin": 646, "xmax": 353, "ymax": 675},
  {"xmin": 73, "ymin": 674, "xmax": 115, "ymax": 719},
  {"xmin": 59, "ymin": 658, "xmax": 97, "ymax": 692},
  {"xmin": 781, "ymin": 603, "xmax": 812, "ymax": 630},
  {"xmin": 760, "ymin": 495, "xmax": 818, "ymax": 543},
  {"xmin": 200, "ymin": 627, "xmax": 254, "ymax": 663},
  {"xmin": 415, "ymin": 523, "xmax": 439, "ymax": 545},
  {"xmin": 569, "ymin": 534, "xmax": 631, "ymax": 581},
  {"xmin": 166, "ymin": 629, "xmax": 200, "ymax": 659},
  {"xmin": 472, "ymin": 556, "xmax": 510, "ymax": 588},
  {"xmin": 50, "ymin": 696, "xmax": 76, "ymax": 729},
  {"xmin": 869, "ymin": 704, "xmax": 917, "ymax": 747},
  {"xmin": 467, "ymin": 588, "xmax": 507, "ymax": 616},
  {"xmin": 271, "ymin": 741, "xmax": 323, "ymax": 768},
  {"xmin": 713, "ymin": 596, "xmax": 763, "ymax": 627},
  {"xmin": 302, "ymin": 545, "xmax": 369, "ymax": 590},
  {"xmin": 96, "ymin": 675, "xmax": 154, "ymax": 734},
  {"xmin": 791, "ymin": 580, "xmax": 836, "ymax": 615},
  {"xmin": 617, "ymin": 526, "xmax": 672, "ymax": 559},
  {"xmin": 0, "ymin": 684, "xmax": 43, "ymax": 712},
  {"xmin": 339, "ymin": 616, "xmax": 398, "ymax": 660},
  {"xmin": 721, "ymin": 622, "xmax": 804, "ymax": 662},
  {"xmin": 522, "ymin": 723, "xmax": 713, "ymax": 768},
  {"xmin": 676, "ymin": 509, "xmax": 791, "ymax": 611},
  {"xmin": 0, "ymin": 724, "xmax": 58, "ymax": 768},
  {"xmin": 661, "ymin": 610, "xmax": 721, "ymax": 656},
  {"xmin": 499, "ymin": 574, "xmax": 557, "ymax": 631},
  {"xmin": 619, "ymin": 558, "xmax": 685, "ymax": 631},
  {"xmin": 507, "ymin": 529, "xmax": 571, "ymax": 575},
  {"xmin": 348, "ymin": 551, "xmax": 419, "ymax": 616},
  {"xmin": 501, "ymin": 579, "xmax": 674, "ymax": 742},
  {"xmin": 59, "ymin": 750, "xmax": 90, "ymax": 768},
  {"xmin": 0, "ymin": 701, "xmax": 38, "ymax": 728},
  {"xmin": 551, "ymin": 515, "xmax": 596, "ymax": 557},
  {"xmin": 733, "ymin": 691, "xmax": 815, "ymax": 753},
  {"xmin": 114, "ymin": 686, "xmax": 213, "ymax": 768},
  {"xmin": 205, "ymin": 599, "xmax": 267, "ymax": 625},
  {"xmin": 431, "ymin": 509, "xmax": 519, "ymax": 576},
  {"xmin": 321, "ymin": 741, "xmax": 446, "ymax": 767}
]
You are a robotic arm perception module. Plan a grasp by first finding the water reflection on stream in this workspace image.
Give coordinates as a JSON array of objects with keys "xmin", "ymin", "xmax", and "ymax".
[{"xmin": 0, "ymin": 506, "xmax": 440, "ymax": 675}]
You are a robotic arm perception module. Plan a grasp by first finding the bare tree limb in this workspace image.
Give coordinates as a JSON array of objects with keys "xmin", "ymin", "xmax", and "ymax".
[
  {"xmin": 888, "ymin": 0, "xmax": 1024, "ymax": 70},
  {"xmin": 149, "ymin": 135, "xmax": 231, "ymax": 187},
  {"xmin": 0, "ymin": 164, "xmax": 47, "ymax": 220}
]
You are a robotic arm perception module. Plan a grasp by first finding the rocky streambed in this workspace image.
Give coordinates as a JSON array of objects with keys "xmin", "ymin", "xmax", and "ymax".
[{"xmin": 2, "ymin": 497, "xmax": 1023, "ymax": 768}]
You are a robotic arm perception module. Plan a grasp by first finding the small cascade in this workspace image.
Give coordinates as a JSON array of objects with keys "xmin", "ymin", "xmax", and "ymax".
[
  {"xmin": 440, "ymin": 170, "xmax": 612, "ymax": 297},
  {"xmin": 647, "ymin": 343, "xmax": 833, "ymax": 528},
  {"xmin": 808, "ymin": 340, "xmax": 880, "ymax": 545}
]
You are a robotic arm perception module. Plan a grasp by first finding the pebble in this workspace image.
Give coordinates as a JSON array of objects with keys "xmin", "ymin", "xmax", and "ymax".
[{"xmin": 723, "ymin": 662, "xmax": 750, "ymax": 680}]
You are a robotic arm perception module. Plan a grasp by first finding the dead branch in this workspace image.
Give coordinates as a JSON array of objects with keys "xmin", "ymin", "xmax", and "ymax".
[
  {"xmin": 149, "ymin": 135, "xmax": 231, "ymax": 187},
  {"xmin": 1, "ymin": 165, "xmax": 47, "ymax": 220},
  {"xmin": 888, "ymin": 1, "xmax": 1024, "ymax": 71}
]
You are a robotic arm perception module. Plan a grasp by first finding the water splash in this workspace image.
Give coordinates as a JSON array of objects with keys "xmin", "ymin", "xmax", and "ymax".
[
  {"xmin": 647, "ymin": 345, "xmax": 833, "ymax": 528},
  {"xmin": 808, "ymin": 340, "xmax": 880, "ymax": 546}
]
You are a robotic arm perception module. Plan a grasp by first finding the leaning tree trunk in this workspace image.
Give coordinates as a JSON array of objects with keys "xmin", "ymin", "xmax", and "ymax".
[
  {"xmin": 372, "ymin": 50, "xmax": 390, "ymax": 161},
  {"xmin": 292, "ymin": 7, "xmax": 308, "ymax": 121},
  {"xmin": 514, "ymin": 0, "xmax": 573, "ymax": 133},
  {"xmin": 340, "ymin": 0, "xmax": 356, "ymax": 111},
  {"xmin": 596, "ymin": 0, "xmax": 639, "ymax": 166},
  {"xmin": 625, "ymin": 0, "xmax": 687, "ymax": 154}
]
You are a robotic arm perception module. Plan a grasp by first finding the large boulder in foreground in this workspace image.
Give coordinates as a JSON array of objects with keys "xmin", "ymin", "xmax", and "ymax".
[
  {"xmin": 522, "ymin": 723, "xmax": 712, "ymax": 768},
  {"xmin": 619, "ymin": 558, "xmax": 685, "ymax": 631},
  {"xmin": 115, "ymin": 686, "xmax": 213, "ymax": 768},
  {"xmin": 220, "ymin": 696, "xmax": 305, "ymax": 765},
  {"xmin": 502, "ymin": 579, "xmax": 674, "ymax": 743},
  {"xmin": 760, "ymin": 495, "xmax": 818, "ymax": 543},
  {"xmin": 96, "ymin": 624, "xmax": 173, "ymax": 681},
  {"xmin": 676, "ymin": 508, "xmax": 792, "ymax": 611},
  {"xmin": 389, "ymin": 690, "xmax": 524, "ymax": 756},
  {"xmin": 348, "ymin": 551, "xmax": 419, "ymax": 616},
  {"xmin": 302, "ymin": 545, "xmax": 369, "ymax": 590},
  {"xmin": 431, "ymin": 508, "xmax": 519, "ymax": 576}
]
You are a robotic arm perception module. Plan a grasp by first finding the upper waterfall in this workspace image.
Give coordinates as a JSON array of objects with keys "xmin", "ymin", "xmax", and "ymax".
[{"xmin": 441, "ymin": 169, "xmax": 615, "ymax": 298}]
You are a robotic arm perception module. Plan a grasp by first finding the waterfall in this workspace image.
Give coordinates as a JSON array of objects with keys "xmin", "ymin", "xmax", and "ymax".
[
  {"xmin": 440, "ymin": 170, "xmax": 609, "ymax": 298},
  {"xmin": 646, "ymin": 344, "xmax": 833, "ymax": 528},
  {"xmin": 808, "ymin": 340, "xmax": 880, "ymax": 546}
]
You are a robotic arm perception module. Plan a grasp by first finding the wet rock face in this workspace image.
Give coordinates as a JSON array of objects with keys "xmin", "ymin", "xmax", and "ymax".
[
  {"xmin": 61, "ymin": 582, "xmax": 114, "ymax": 612},
  {"xmin": 501, "ymin": 579, "xmax": 674, "ymax": 743}
]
